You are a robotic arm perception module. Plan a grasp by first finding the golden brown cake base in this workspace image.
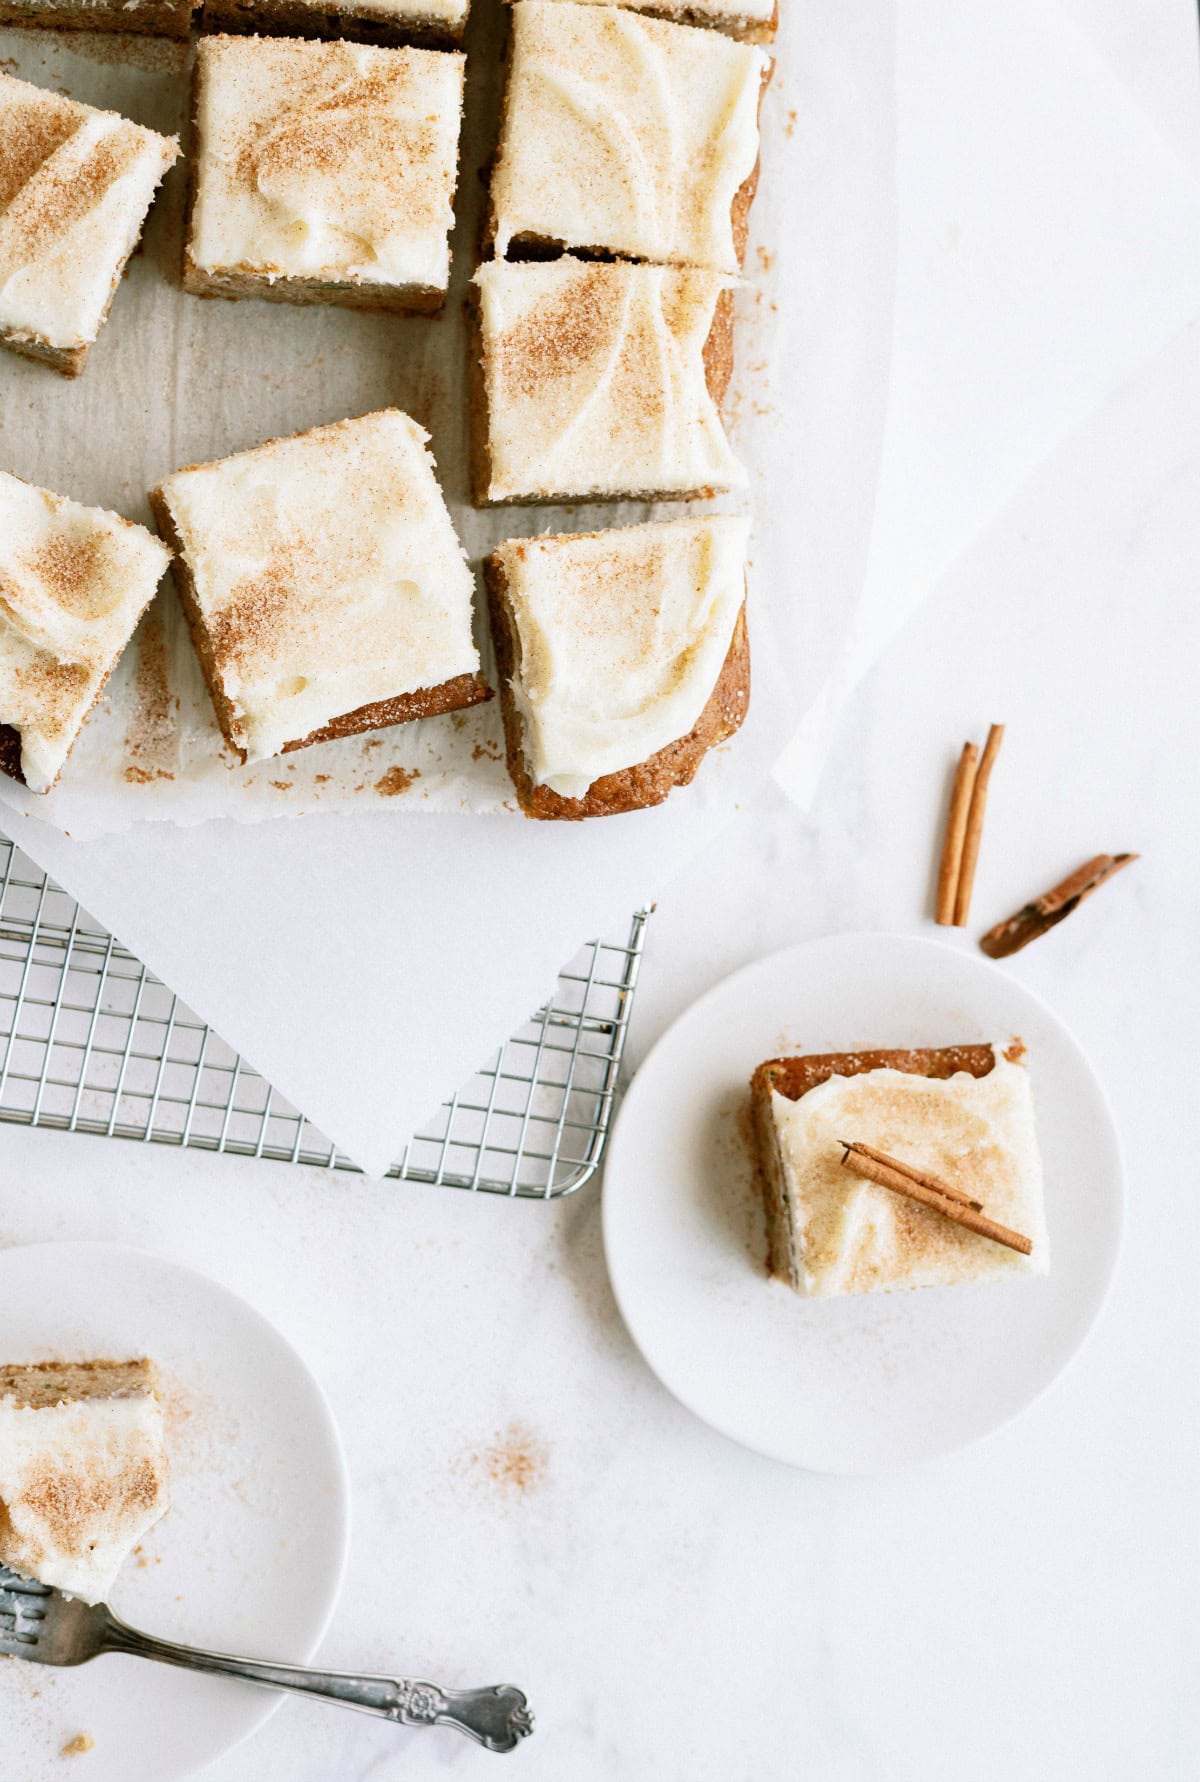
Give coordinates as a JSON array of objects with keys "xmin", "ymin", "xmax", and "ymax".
[
  {"xmin": 0, "ymin": 1358, "xmax": 158, "ymax": 1409},
  {"xmin": 0, "ymin": 1, "xmax": 192, "ymax": 33},
  {"xmin": 0, "ymin": 326, "xmax": 87, "ymax": 379},
  {"xmin": 199, "ymin": 0, "xmax": 465, "ymax": 46},
  {"xmin": 182, "ymin": 259, "xmax": 446, "ymax": 316},
  {"xmin": 469, "ymin": 282, "xmax": 736, "ymax": 507},
  {"xmin": 150, "ymin": 488, "xmax": 491, "ymax": 765},
  {"xmin": 485, "ymin": 553, "xmax": 749, "ymax": 819},
  {"xmin": 749, "ymin": 1045, "xmax": 1006, "ymax": 1283}
]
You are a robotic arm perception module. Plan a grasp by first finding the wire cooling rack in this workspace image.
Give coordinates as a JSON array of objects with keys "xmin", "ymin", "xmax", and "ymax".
[{"xmin": 0, "ymin": 835, "xmax": 648, "ymax": 1198}]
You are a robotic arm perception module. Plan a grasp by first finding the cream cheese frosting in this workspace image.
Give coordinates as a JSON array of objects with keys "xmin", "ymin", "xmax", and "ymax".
[
  {"xmin": 769, "ymin": 1049, "xmax": 1050, "ymax": 1297},
  {"xmin": 188, "ymin": 36, "xmax": 465, "ymax": 293},
  {"xmin": 0, "ymin": 1374, "xmax": 170, "ymax": 1604},
  {"xmin": 0, "ymin": 471, "xmax": 171, "ymax": 794},
  {"xmin": 155, "ymin": 409, "xmax": 481, "ymax": 764},
  {"xmin": 490, "ymin": 2, "xmax": 769, "ymax": 271},
  {"xmin": 474, "ymin": 257, "xmax": 745, "ymax": 502},
  {"xmin": 496, "ymin": 516, "xmax": 749, "ymax": 797},
  {"xmin": 0, "ymin": 72, "xmax": 177, "ymax": 351}
]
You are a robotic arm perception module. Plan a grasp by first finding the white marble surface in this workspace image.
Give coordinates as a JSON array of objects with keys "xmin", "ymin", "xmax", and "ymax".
[
  {"xmin": 0, "ymin": 316, "xmax": 1195, "ymax": 1779},
  {"xmin": 2, "ymin": 12, "xmax": 1199, "ymax": 1779}
]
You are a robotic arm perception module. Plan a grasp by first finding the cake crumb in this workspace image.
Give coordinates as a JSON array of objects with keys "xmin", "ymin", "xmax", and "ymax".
[
  {"xmin": 375, "ymin": 766, "xmax": 419, "ymax": 797},
  {"xmin": 60, "ymin": 1732, "xmax": 94, "ymax": 1757}
]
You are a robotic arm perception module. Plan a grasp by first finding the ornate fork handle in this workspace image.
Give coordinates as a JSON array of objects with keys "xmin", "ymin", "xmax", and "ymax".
[{"xmin": 103, "ymin": 1614, "xmax": 533, "ymax": 1753}]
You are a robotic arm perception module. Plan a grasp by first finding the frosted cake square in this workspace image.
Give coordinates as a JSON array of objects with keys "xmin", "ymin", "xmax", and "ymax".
[
  {"xmin": 0, "ymin": 470, "xmax": 171, "ymax": 792},
  {"xmin": 487, "ymin": 1, "xmax": 770, "ymax": 271},
  {"xmin": 750, "ymin": 1043, "xmax": 1050, "ymax": 1297},
  {"xmin": 471, "ymin": 257, "xmax": 745, "ymax": 504},
  {"xmin": 0, "ymin": 72, "xmax": 178, "ymax": 376},
  {"xmin": 485, "ymin": 516, "xmax": 750, "ymax": 819},
  {"xmin": 151, "ymin": 409, "xmax": 490, "ymax": 766},
  {"xmin": 184, "ymin": 34, "xmax": 465, "ymax": 313}
]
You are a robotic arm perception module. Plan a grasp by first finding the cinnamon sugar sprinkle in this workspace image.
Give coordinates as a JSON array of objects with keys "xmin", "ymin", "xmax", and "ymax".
[{"xmin": 470, "ymin": 1424, "xmax": 548, "ymax": 1498}]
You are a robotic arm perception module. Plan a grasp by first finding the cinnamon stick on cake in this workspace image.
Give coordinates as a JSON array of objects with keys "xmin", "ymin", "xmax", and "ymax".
[
  {"xmin": 151, "ymin": 410, "xmax": 490, "ymax": 766},
  {"xmin": 750, "ymin": 1042, "xmax": 1050, "ymax": 1297}
]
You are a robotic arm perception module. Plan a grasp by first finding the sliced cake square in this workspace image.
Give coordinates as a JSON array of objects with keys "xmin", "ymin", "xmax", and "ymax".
[
  {"xmin": 200, "ymin": 0, "xmax": 470, "ymax": 46},
  {"xmin": 750, "ymin": 1042, "xmax": 1051, "ymax": 1297},
  {"xmin": 0, "ymin": 470, "xmax": 171, "ymax": 792},
  {"xmin": 184, "ymin": 34, "xmax": 465, "ymax": 314},
  {"xmin": 487, "ymin": 1, "xmax": 770, "ymax": 271},
  {"xmin": 0, "ymin": 1358, "xmax": 170, "ymax": 1604},
  {"xmin": 151, "ymin": 409, "xmax": 490, "ymax": 766},
  {"xmin": 0, "ymin": 72, "xmax": 178, "ymax": 377},
  {"xmin": 485, "ymin": 515, "xmax": 750, "ymax": 818},
  {"xmin": 0, "ymin": 0, "xmax": 194, "ymax": 35},
  {"xmin": 471, "ymin": 257, "xmax": 745, "ymax": 505}
]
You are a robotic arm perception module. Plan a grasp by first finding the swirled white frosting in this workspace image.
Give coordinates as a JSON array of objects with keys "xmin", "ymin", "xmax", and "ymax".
[
  {"xmin": 155, "ymin": 410, "xmax": 481, "ymax": 765},
  {"xmin": 490, "ymin": 2, "xmax": 769, "ymax": 271},
  {"xmin": 495, "ymin": 515, "xmax": 748, "ymax": 797},
  {"xmin": 188, "ymin": 36, "xmax": 465, "ymax": 292},
  {"xmin": 768, "ymin": 1049, "xmax": 1050, "ymax": 1298},
  {"xmin": 474, "ymin": 257, "xmax": 745, "ymax": 502},
  {"xmin": 0, "ymin": 72, "xmax": 176, "ymax": 351},
  {"xmin": 0, "ymin": 471, "xmax": 170, "ymax": 794}
]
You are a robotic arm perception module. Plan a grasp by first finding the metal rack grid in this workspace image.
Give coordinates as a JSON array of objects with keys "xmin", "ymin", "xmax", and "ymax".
[{"xmin": 0, "ymin": 836, "xmax": 648, "ymax": 1198}]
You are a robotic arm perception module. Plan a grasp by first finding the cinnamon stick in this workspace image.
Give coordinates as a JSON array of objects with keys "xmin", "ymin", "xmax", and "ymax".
[
  {"xmin": 935, "ymin": 742, "xmax": 979, "ymax": 925},
  {"xmin": 952, "ymin": 723, "xmax": 1004, "ymax": 925},
  {"xmin": 839, "ymin": 1141, "xmax": 1033, "ymax": 1256},
  {"xmin": 979, "ymin": 853, "xmax": 1138, "ymax": 958},
  {"xmin": 842, "ymin": 1140, "xmax": 982, "ymax": 1209}
]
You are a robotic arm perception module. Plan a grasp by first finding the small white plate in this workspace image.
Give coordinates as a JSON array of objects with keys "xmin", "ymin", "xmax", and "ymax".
[
  {"xmin": 603, "ymin": 932, "xmax": 1123, "ymax": 1474},
  {"xmin": 0, "ymin": 1240, "xmax": 349, "ymax": 1780}
]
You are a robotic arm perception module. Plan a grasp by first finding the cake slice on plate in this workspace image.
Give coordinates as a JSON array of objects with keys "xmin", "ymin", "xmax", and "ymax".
[
  {"xmin": 485, "ymin": 515, "xmax": 750, "ymax": 818},
  {"xmin": 151, "ymin": 409, "xmax": 490, "ymax": 766},
  {"xmin": 750, "ymin": 1042, "xmax": 1050, "ymax": 1297},
  {"xmin": 0, "ymin": 1359, "xmax": 170, "ymax": 1604}
]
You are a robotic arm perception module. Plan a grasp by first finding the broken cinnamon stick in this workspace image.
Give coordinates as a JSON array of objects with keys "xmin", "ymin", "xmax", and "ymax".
[
  {"xmin": 839, "ymin": 1140, "xmax": 1033, "ymax": 1256},
  {"xmin": 935, "ymin": 742, "xmax": 979, "ymax": 925},
  {"xmin": 979, "ymin": 853, "xmax": 1138, "ymax": 958},
  {"xmin": 952, "ymin": 723, "xmax": 1004, "ymax": 925}
]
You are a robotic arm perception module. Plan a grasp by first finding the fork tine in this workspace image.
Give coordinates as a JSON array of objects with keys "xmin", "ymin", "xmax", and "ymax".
[{"xmin": 0, "ymin": 1565, "xmax": 50, "ymax": 1595}]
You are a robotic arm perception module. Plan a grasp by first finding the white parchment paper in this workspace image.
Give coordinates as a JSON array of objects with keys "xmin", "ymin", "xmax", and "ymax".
[{"xmin": 0, "ymin": 1, "xmax": 894, "ymax": 839}]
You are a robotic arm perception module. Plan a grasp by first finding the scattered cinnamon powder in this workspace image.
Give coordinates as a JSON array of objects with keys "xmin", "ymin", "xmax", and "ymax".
[
  {"xmin": 268, "ymin": 779, "xmax": 292, "ymax": 791},
  {"xmin": 471, "ymin": 741, "xmax": 501, "ymax": 762},
  {"xmin": 60, "ymin": 1733, "xmax": 94, "ymax": 1757},
  {"xmin": 471, "ymin": 1424, "xmax": 547, "ymax": 1498},
  {"xmin": 375, "ymin": 765, "xmax": 419, "ymax": 796}
]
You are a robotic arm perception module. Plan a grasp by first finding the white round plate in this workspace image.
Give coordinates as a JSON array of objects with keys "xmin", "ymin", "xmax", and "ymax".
[
  {"xmin": 603, "ymin": 932, "xmax": 1123, "ymax": 1474},
  {"xmin": 0, "ymin": 1241, "xmax": 349, "ymax": 1780}
]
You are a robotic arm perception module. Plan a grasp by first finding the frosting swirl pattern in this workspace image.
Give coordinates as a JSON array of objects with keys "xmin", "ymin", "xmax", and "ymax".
[
  {"xmin": 475, "ymin": 257, "xmax": 746, "ymax": 502},
  {"xmin": 490, "ymin": 1, "xmax": 770, "ymax": 272}
]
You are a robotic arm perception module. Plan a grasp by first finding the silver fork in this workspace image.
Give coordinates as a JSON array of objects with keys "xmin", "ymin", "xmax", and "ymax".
[{"xmin": 0, "ymin": 1566, "xmax": 533, "ymax": 1754}]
